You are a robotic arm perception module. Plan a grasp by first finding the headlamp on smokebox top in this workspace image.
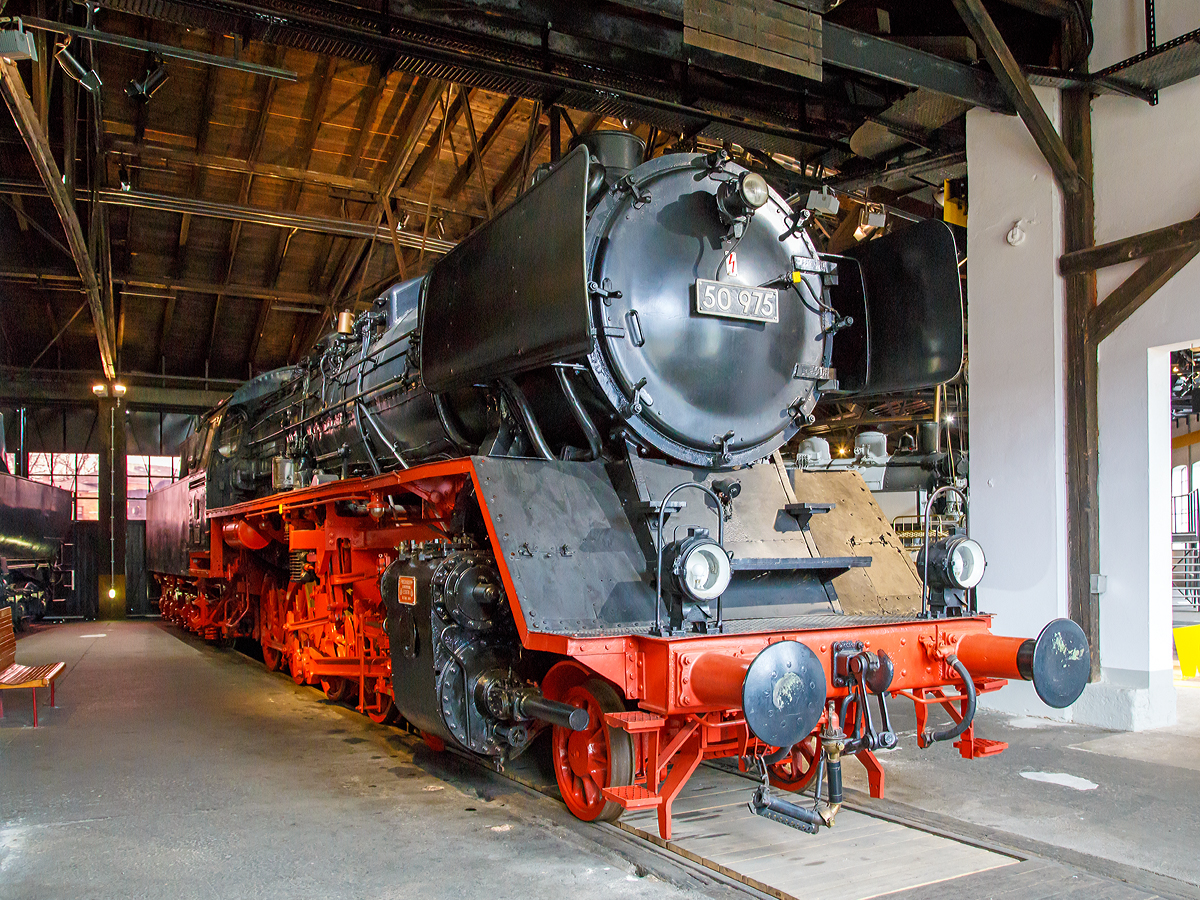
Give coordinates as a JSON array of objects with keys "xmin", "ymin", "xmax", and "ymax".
[
  {"xmin": 917, "ymin": 532, "xmax": 986, "ymax": 616},
  {"xmin": 662, "ymin": 528, "xmax": 732, "ymax": 633}
]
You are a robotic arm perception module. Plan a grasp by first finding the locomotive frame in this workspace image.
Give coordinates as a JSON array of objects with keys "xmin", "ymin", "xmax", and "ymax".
[{"xmin": 155, "ymin": 452, "xmax": 1082, "ymax": 839}]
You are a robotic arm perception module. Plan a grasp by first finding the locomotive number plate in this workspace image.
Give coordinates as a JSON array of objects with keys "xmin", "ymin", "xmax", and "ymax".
[{"xmin": 694, "ymin": 279, "xmax": 779, "ymax": 324}]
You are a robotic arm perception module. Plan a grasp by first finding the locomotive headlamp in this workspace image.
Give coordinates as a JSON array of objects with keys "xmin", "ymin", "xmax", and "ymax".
[
  {"xmin": 716, "ymin": 172, "xmax": 770, "ymax": 226},
  {"xmin": 918, "ymin": 533, "xmax": 986, "ymax": 617},
  {"xmin": 738, "ymin": 173, "xmax": 770, "ymax": 210},
  {"xmin": 674, "ymin": 535, "xmax": 732, "ymax": 602},
  {"xmin": 942, "ymin": 536, "xmax": 985, "ymax": 589}
]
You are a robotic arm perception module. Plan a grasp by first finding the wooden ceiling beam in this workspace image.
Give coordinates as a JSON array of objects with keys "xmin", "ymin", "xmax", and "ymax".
[
  {"xmin": 0, "ymin": 59, "xmax": 116, "ymax": 379},
  {"xmin": 489, "ymin": 109, "xmax": 605, "ymax": 209},
  {"xmin": 305, "ymin": 65, "xmax": 392, "ymax": 303},
  {"xmin": 205, "ymin": 48, "xmax": 283, "ymax": 374},
  {"xmin": 401, "ymin": 87, "xmax": 468, "ymax": 192},
  {"xmin": 444, "ymin": 95, "xmax": 518, "ymax": 201},
  {"xmin": 164, "ymin": 34, "xmax": 222, "ymax": 370},
  {"xmin": 491, "ymin": 103, "xmax": 549, "ymax": 210},
  {"xmin": 249, "ymin": 56, "xmax": 337, "ymax": 372},
  {"xmin": 950, "ymin": 0, "xmax": 1083, "ymax": 195},
  {"xmin": 460, "ymin": 93, "xmax": 494, "ymax": 219},
  {"xmin": 0, "ymin": 269, "xmax": 331, "ymax": 306},
  {"xmin": 107, "ymin": 144, "xmax": 489, "ymax": 219},
  {"xmin": 325, "ymin": 78, "xmax": 445, "ymax": 307}
]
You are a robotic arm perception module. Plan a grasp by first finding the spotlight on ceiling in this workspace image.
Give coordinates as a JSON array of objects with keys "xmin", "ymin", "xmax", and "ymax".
[
  {"xmin": 853, "ymin": 202, "xmax": 887, "ymax": 242},
  {"xmin": 126, "ymin": 55, "xmax": 169, "ymax": 103},
  {"xmin": 0, "ymin": 21, "xmax": 38, "ymax": 62},
  {"xmin": 54, "ymin": 39, "xmax": 102, "ymax": 94}
]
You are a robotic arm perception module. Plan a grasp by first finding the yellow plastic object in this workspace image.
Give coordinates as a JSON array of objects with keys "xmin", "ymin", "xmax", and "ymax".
[
  {"xmin": 1175, "ymin": 623, "xmax": 1200, "ymax": 678},
  {"xmin": 943, "ymin": 179, "xmax": 968, "ymax": 227}
]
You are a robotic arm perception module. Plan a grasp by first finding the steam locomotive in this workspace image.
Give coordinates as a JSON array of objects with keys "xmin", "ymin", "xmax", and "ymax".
[{"xmin": 148, "ymin": 132, "xmax": 1090, "ymax": 839}]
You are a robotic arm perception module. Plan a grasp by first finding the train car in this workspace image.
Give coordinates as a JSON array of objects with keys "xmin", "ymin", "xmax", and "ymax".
[
  {"xmin": 0, "ymin": 462, "xmax": 72, "ymax": 629},
  {"xmin": 147, "ymin": 132, "xmax": 1090, "ymax": 839}
]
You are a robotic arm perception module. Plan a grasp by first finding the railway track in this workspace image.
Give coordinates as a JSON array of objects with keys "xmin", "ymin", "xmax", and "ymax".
[
  {"xmin": 211, "ymin": 633, "xmax": 1196, "ymax": 900},
  {"xmin": 228, "ymin": 640, "xmax": 1015, "ymax": 900}
]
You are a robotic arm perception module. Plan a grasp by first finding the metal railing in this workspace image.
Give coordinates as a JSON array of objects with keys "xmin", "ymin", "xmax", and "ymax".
[
  {"xmin": 892, "ymin": 513, "xmax": 961, "ymax": 553},
  {"xmin": 1172, "ymin": 490, "xmax": 1200, "ymax": 609}
]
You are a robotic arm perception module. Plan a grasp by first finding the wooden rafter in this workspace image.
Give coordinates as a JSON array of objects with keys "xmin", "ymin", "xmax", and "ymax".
[
  {"xmin": 164, "ymin": 34, "xmax": 223, "ymax": 369},
  {"xmin": 325, "ymin": 78, "xmax": 445, "ymax": 306},
  {"xmin": 304, "ymin": 65, "xmax": 392, "ymax": 301},
  {"xmin": 205, "ymin": 48, "xmax": 284, "ymax": 372},
  {"xmin": 247, "ymin": 56, "xmax": 337, "ymax": 372},
  {"xmin": 105, "ymin": 143, "xmax": 487, "ymax": 220},
  {"xmin": 445, "ymin": 95, "xmax": 518, "ymax": 201},
  {"xmin": 460, "ymin": 92, "xmax": 494, "ymax": 219},
  {"xmin": 491, "ymin": 102, "xmax": 549, "ymax": 209}
]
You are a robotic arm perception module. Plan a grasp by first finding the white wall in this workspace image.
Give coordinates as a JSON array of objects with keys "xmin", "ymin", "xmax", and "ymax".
[
  {"xmin": 966, "ymin": 88, "xmax": 1071, "ymax": 718},
  {"xmin": 968, "ymin": 0, "xmax": 1200, "ymax": 728}
]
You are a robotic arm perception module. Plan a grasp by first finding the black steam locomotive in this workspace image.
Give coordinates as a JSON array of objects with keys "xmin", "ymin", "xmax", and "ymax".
[{"xmin": 148, "ymin": 131, "xmax": 1088, "ymax": 839}]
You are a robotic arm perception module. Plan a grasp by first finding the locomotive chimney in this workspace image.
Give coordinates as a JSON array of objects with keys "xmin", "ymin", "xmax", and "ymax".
[{"xmin": 570, "ymin": 130, "xmax": 646, "ymax": 183}]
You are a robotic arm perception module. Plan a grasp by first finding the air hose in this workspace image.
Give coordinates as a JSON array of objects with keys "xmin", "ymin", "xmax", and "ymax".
[{"xmin": 921, "ymin": 654, "xmax": 976, "ymax": 747}]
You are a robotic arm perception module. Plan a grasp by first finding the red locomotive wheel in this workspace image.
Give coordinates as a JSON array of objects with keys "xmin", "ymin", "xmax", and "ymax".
[
  {"xmin": 322, "ymin": 676, "xmax": 354, "ymax": 703},
  {"xmin": 770, "ymin": 733, "xmax": 823, "ymax": 794},
  {"xmin": 288, "ymin": 640, "xmax": 307, "ymax": 684},
  {"xmin": 261, "ymin": 641, "xmax": 281, "ymax": 672},
  {"xmin": 551, "ymin": 679, "xmax": 633, "ymax": 823},
  {"xmin": 259, "ymin": 578, "xmax": 283, "ymax": 671},
  {"xmin": 365, "ymin": 687, "xmax": 399, "ymax": 725}
]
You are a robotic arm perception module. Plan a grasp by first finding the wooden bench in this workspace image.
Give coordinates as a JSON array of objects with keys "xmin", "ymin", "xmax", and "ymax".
[{"xmin": 0, "ymin": 606, "xmax": 65, "ymax": 726}]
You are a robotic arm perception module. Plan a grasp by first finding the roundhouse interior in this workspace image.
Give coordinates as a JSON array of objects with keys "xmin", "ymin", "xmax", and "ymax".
[{"xmin": 2, "ymin": 1, "xmax": 1200, "ymax": 898}]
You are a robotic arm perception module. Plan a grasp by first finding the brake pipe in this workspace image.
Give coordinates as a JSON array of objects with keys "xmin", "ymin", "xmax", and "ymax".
[{"xmin": 920, "ymin": 654, "xmax": 976, "ymax": 747}]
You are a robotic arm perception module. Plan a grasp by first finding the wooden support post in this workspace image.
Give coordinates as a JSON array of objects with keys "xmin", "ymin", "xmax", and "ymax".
[
  {"xmin": 1060, "ymin": 55, "xmax": 1100, "ymax": 675},
  {"xmin": 951, "ymin": 0, "xmax": 1083, "ymax": 194}
]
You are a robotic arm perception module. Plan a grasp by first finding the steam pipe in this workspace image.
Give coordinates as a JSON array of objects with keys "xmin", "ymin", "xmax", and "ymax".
[
  {"xmin": 499, "ymin": 377, "xmax": 554, "ymax": 461},
  {"xmin": 433, "ymin": 393, "xmax": 473, "ymax": 453},
  {"xmin": 555, "ymin": 367, "xmax": 603, "ymax": 461}
]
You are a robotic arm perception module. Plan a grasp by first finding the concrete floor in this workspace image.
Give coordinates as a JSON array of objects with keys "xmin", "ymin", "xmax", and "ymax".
[
  {"xmin": 0, "ymin": 622, "xmax": 738, "ymax": 900},
  {"xmin": 836, "ymin": 665, "xmax": 1200, "ymax": 890},
  {"xmin": 4, "ymin": 619, "xmax": 1200, "ymax": 899}
]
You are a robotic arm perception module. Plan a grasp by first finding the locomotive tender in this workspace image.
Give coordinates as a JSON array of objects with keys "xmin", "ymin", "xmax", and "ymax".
[{"xmin": 148, "ymin": 132, "xmax": 1089, "ymax": 838}]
